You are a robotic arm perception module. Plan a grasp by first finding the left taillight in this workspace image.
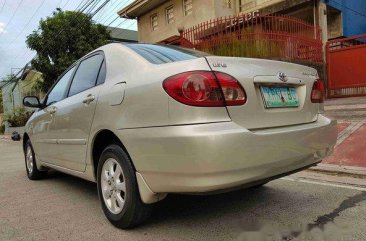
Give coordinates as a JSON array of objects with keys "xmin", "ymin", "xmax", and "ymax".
[
  {"xmin": 311, "ymin": 79, "xmax": 325, "ymax": 103},
  {"xmin": 162, "ymin": 71, "xmax": 246, "ymax": 107}
]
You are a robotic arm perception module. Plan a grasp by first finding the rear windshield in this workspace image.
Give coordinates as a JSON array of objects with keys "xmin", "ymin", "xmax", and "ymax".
[{"xmin": 125, "ymin": 44, "xmax": 210, "ymax": 64}]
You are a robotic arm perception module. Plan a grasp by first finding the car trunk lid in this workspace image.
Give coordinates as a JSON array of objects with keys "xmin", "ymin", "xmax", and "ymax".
[{"xmin": 206, "ymin": 56, "xmax": 320, "ymax": 129}]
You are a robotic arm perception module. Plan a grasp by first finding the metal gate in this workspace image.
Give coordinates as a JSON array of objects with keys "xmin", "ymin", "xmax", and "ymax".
[
  {"xmin": 326, "ymin": 34, "xmax": 366, "ymax": 98},
  {"xmin": 181, "ymin": 14, "xmax": 323, "ymax": 64}
]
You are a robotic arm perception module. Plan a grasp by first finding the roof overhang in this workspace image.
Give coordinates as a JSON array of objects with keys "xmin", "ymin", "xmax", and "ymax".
[{"xmin": 118, "ymin": 0, "xmax": 167, "ymax": 19}]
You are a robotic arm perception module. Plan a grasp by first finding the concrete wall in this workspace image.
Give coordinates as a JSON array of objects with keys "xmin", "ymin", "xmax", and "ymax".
[
  {"xmin": 323, "ymin": 0, "xmax": 366, "ymax": 37},
  {"xmin": 327, "ymin": 5, "xmax": 342, "ymax": 39},
  {"xmin": 137, "ymin": 0, "xmax": 217, "ymax": 43},
  {"xmin": 237, "ymin": 0, "xmax": 285, "ymax": 13},
  {"xmin": 214, "ymin": 0, "xmax": 236, "ymax": 18}
]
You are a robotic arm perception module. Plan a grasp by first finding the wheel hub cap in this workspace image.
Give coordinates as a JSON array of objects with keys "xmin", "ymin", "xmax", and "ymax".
[
  {"xmin": 26, "ymin": 147, "xmax": 33, "ymax": 174},
  {"xmin": 101, "ymin": 158, "xmax": 126, "ymax": 214}
]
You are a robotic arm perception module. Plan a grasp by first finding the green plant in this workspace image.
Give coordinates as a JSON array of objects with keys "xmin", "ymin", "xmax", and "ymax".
[{"xmin": 4, "ymin": 107, "xmax": 32, "ymax": 127}]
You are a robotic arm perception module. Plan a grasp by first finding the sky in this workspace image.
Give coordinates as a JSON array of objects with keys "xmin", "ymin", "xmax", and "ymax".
[{"xmin": 0, "ymin": 0, "xmax": 136, "ymax": 80}]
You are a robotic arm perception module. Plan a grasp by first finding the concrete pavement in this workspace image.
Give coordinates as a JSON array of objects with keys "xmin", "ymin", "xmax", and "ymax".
[{"xmin": 1, "ymin": 140, "xmax": 366, "ymax": 241}]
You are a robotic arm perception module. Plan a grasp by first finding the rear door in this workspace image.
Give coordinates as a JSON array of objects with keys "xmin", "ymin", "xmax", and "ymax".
[
  {"xmin": 206, "ymin": 56, "xmax": 319, "ymax": 129},
  {"xmin": 50, "ymin": 53, "xmax": 105, "ymax": 171}
]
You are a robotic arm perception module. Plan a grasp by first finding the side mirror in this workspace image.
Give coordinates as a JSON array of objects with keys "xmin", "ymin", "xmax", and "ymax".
[{"xmin": 23, "ymin": 96, "xmax": 42, "ymax": 108}]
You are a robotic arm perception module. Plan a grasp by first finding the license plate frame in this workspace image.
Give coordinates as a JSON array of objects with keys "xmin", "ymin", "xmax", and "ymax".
[{"xmin": 260, "ymin": 86, "xmax": 299, "ymax": 109}]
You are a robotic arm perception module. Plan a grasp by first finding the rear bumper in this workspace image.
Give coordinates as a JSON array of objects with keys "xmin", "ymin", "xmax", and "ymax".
[{"xmin": 117, "ymin": 115, "xmax": 337, "ymax": 194}]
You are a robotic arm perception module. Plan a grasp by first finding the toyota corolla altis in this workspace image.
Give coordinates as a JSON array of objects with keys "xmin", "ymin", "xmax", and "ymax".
[{"xmin": 22, "ymin": 43, "xmax": 337, "ymax": 228}]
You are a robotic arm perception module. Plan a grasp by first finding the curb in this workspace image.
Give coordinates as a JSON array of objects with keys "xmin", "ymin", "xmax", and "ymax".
[
  {"xmin": 324, "ymin": 103, "xmax": 366, "ymax": 111},
  {"xmin": 309, "ymin": 163, "xmax": 366, "ymax": 178}
]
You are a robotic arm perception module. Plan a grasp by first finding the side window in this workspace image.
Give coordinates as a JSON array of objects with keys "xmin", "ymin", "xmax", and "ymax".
[
  {"xmin": 68, "ymin": 54, "xmax": 104, "ymax": 97},
  {"xmin": 96, "ymin": 60, "xmax": 106, "ymax": 85},
  {"xmin": 46, "ymin": 66, "xmax": 76, "ymax": 106}
]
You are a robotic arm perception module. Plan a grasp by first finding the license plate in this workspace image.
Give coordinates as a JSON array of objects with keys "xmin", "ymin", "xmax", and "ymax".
[{"xmin": 260, "ymin": 86, "xmax": 299, "ymax": 108}]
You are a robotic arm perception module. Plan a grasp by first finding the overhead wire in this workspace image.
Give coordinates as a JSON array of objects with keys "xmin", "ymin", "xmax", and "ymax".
[
  {"xmin": 97, "ymin": 0, "xmax": 128, "ymax": 24},
  {"xmin": 6, "ymin": 0, "xmax": 47, "ymax": 50},
  {"xmin": 92, "ymin": 0, "xmax": 111, "ymax": 20},
  {"xmin": 62, "ymin": 0, "xmax": 72, "ymax": 9},
  {"xmin": 90, "ymin": 0, "xmax": 112, "ymax": 18},
  {"xmin": 7, "ymin": 0, "xmax": 108, "ymax": 76},
  {"xmin": 86, "ymin": 0, "xmax": 101, "ymax": 14},
  {"xmin": 0, "ymin": 0, "xmax": 5, "ymax": 13},
  {"xmin": 105, "ymin": 16, "xmax": 119, "ymax": 27},
  {"xmin": 2, "ymin": 0, "xmax": 133, "ymax": 80},
  {"xmin": 94, "ymin": 0, "xmax": 120, "ymax": 22},
  {"xmin": 2, "ymin": 0, "xmax": 96, "ymax": 78},
  {"xmin": 73, "ymin": 0, "xmax": 89, "ymax": 12},
  {"xmin": 1, "ymin": 0, "xmax": 25, "ymax": 34}
]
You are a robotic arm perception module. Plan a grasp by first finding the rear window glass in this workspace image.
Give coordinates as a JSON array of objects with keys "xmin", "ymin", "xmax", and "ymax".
[{"xmin": 125, "ymin": 44, "xmax": 210, "ymax": 64}]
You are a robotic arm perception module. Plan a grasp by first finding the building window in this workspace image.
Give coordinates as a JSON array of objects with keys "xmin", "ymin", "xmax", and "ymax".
[
  {"xmin": 166, "ymin": 5, "xmax": 174, "ymax": 24},
  {"xmin": 183, "ymin": 0, "xmax": 193, "ymax": 16},
  {"xmin": 224, "ymin": 0, "xmax": 232, "ymax": 8},
  {"xmin": 151, "ymin": 13, "xmax": 158, "ymax": 31}
]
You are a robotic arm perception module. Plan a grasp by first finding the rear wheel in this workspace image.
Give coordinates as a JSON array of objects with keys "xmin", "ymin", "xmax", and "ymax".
[
  {"xmin": 97, "ymin": 144, "xmax": 152, "ymax": 229},
  {"xmin": 24, "ymin": 140, "xmax": 47, "ymax": 180}
]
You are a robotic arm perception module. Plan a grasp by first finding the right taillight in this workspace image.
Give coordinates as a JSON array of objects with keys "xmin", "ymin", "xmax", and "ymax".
[
  {"xmin": 311, "ymin": 79, "xmax": 325, "ymax": 103},
  {"xmin": 163, "ymin": 71, "xmax": 246, "ymax": 107}
]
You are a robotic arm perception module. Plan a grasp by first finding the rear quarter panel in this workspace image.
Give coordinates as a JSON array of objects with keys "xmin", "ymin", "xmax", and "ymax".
[{"xmin": 91, "ymin": 44, "xmax": 230, "ymax": 133}]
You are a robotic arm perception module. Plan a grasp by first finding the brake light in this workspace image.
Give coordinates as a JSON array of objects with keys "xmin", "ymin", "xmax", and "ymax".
[
  {"xmin": 163, "ymin": 71, "xmax": 246, "ymax": 107},
  {"xmin": 311, "ymin": 79, "xmax": 325, "ymax": 103},
  {"xmin": 214, "ymin": 72, "xmax": 246, "ymax": 106}
]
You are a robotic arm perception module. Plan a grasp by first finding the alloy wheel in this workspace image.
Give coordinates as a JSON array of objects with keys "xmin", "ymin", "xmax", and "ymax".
[
  {"xmin": 101, "ymin": 158, "xmax": 126, "ymax": 214},
  {"xmin": 26, "ymin": 146, "xmax": 34, "ymax": 174}
]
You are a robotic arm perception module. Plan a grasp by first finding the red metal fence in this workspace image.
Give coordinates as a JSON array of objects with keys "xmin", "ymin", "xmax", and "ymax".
[
  {"xmin": 181, "ymin": 13, "xmax": 323, "ymax": 64},
  {"xmin": 326, "ymin": 34, "xmax": 366, "ymax": 98}
]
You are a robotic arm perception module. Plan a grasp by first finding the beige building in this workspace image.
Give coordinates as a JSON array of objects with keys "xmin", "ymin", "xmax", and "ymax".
[
  {"xmin": 118, "ymin": 0, "xmax": 340, "ymax": 45},
  {"xmin": 118, "ymin": 0, "xmax": 237, "ymax": 43}
]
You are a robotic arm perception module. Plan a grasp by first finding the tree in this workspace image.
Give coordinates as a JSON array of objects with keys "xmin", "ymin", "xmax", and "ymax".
[{"xmin": 26, "ymin": 10, "xmax": 110, "ymax": 92}]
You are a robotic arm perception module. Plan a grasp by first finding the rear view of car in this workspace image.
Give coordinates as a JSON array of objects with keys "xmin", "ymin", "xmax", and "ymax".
[
  {"xmin": 23, "ymin": 43, "xmax": 337, "ymax": 229},
  {"xmin": 118, "ymin": 44, "xmax": 336, "ymax": 194}
]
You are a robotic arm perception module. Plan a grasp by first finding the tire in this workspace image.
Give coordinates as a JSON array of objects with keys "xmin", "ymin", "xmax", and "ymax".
[
  {"xmin": 97, "ymin": 144, "xmax": 152, "ymax": 229},
  {"xmin": 24, "ymin": 140, "xmax": 47, "ymax": 180}
]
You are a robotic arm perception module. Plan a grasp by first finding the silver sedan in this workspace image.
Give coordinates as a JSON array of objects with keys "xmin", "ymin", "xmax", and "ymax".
[{"xmin": 22, "ymin": 43, "xmax": 337, "ymax": 228}]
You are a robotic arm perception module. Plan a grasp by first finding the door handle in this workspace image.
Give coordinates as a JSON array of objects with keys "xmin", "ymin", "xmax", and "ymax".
[{"xmin": 82, "ymin": 94, "xmax": 95, "ymax": 104}]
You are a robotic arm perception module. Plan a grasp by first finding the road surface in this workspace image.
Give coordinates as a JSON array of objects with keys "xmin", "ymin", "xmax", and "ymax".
[{"xmin": 0, "ymin": 140, "xmax": 365, "ymax": 241}]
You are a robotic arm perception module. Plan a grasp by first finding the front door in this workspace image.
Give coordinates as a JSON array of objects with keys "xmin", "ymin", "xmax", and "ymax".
[
  {"xmin": 49, "ymin": 53, "xmax": 105, "ymax": 171},
  {"xmin": 32, "ymin": 65, "xmax": 77, "ymax": 164}
]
